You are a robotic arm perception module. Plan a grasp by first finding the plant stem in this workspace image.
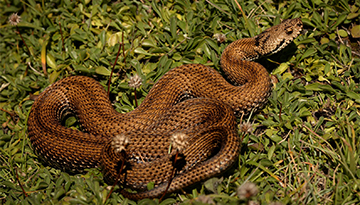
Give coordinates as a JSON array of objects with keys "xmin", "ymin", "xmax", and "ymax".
[
  {"xmin": 134, "ymin": 89, "xmax": 138, "ymax": 107},
  {"xmin": 108, "ymin": 43, "xmax": 122, "ymax": 96},
  {"xmin": 16, "ymin": 26, "xmax": 30, "ymax": 55},
  {"xmin": 104, "ymin": 158, "xmax": 125, "ymax": 204},
  {"xmin": 15, "ymin": 167, "xmax": 28, "ymax": 197},
  {"xmin": 159, "ymin": 150, "xmax": 178, "ymax": 202},
  {"xmin": 59, "ymin": 22, "xmax": 65, "ymax": 53}
]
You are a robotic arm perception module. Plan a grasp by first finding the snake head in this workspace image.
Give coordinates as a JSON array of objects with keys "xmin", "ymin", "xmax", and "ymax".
[{"xmin": 255, "ymin": 18, "xmax": 303, "ymax": 55}]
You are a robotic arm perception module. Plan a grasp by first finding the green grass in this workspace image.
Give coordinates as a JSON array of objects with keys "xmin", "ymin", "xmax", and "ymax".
[{"xmin": 1, "ymin": 0, "xmax": 360, "ymax": 204}]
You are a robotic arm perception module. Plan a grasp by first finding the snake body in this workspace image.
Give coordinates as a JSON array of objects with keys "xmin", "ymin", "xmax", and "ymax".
[{"xmin": 27, "ymin": 18, "xmax": 303, "ymax": 199}]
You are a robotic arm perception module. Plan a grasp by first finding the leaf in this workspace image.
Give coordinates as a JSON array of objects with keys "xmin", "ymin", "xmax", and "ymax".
[
  {"xmin": 46, "ymin": 53, "xmax": 56, "ymax": 69},
  {"xmin": 159, "ymin": 198, "xmax": 177, "ymax": 205},
  {"xmin": 71, "ymin": 34, "xmax": 86, "ymax": 42},
  {"xmin": 53, "ymin": 187, "xmax": 66, "ymax": 200},
  {"xmin": 134, "ymin": 47, "xmax": 153, "ymax": 56},
  {"xmin": 203, "ymin": 44, "xmax": 211, "ymax": 59},
  {"xmin": 331, "ymin": 13, "xmax": 347, "ymax": 30},
  {"xmin": 172, "ymin": 53, "xmax": 182, "ymax": 61},
  {"xmin": 297, "ymin": 37, "xmax": 317, "ymax": 44},
  {"xmin": 273, "ymin": 63, "xmax": 288, "ymax": 75},
  {"xmin": 142, "ymin": 39, "xmax": 157, "ymax": 48},
  {"xmin": 205, "ymin": 38, "xmax": 220, "ymax": 54},
  {"xmin": 305, "ymin": 82, "xmax": 335, "ymax": 92},
  {"xmin": 267, "ymin": 145, "xmax": 276, "ymax": 160},
  {"xmin": 300, "ymin": 48, "xmax": 317, "ymax": 61},
  {"xmin": 350, "ymin": 25, "xmax": 360, "ymax": 38},
  {"xmin": 99, "ymin": 30, "xmax": 106, "ymax": 47},
  {"xmin": 147, "ymin": 181, "xmax": 155, "ymax": 190},
  {"xmin": 301, "ymin": 18, "xmax": 316, "ymax": 28},
  {"xmin": 346, "ymin": 91, "xmax": 360, "ymax": 103},
  {"xmin": 95, "ymin": 66, "xmax": 111, "ymax": 76},
  {"xmin": 138, "ymin": 199, "xmax": 157, "ymax": 205},
  {"xmin": 41, "ymin": 37, "xmax": 48, "ymax": 76},
  {"xmin": 73, "ymin": 64, "xmax": 93, "ymax": 74},
  {"xmin": 49, "ymin": 70, "xmax": 60, "ymax": 84},
  {"xmin": 347, "ymin": 12, "xmax": 360, "ymax": 20},
  {"xmin": 204, "ymin": 177, "xmax": 223, "ymax": 194},
  {"xmin": 312, "ymin": 11, "xmax": 325, "ymax": 31},
  {"xmin": 338, "ymin": 29, "xmax": 348, "ymax": 37},
  {"xmin": 170, "ymin": 16, "xmax": 177, "ymax": 39},
  {"xmin": 65, "ymin": 116, "xmax": 77, "ymax": 127},
  {"xmin": 108, "ymin": 33, "xmax": 120, "ymax": 47}
]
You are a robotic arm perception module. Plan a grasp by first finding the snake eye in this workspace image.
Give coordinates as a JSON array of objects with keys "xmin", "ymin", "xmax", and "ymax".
[{"xmin": 286, "ymin": 27, "xmax": 293, "ymax": 34}]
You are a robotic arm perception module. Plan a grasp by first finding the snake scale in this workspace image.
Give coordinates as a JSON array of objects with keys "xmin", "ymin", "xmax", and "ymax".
[{"xmin": 27, "ymin": 18, "xmax": 303, "ymax": 199}]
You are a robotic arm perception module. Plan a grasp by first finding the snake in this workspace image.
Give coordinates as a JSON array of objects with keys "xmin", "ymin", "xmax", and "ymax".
[{"xmin": 27, "ymin": 18, "xmax": 303, "ymax": 199}]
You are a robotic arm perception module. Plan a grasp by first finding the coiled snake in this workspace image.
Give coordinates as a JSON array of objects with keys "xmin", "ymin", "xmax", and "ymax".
[{"xmin": 27, "ymin": 18, "xmax": 303, "ymax": 199}]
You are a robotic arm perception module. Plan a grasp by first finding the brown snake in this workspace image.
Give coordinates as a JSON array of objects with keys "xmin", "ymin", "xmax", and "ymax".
[{"xmin": 27, "ymin": 18, "xmax": 303, "ymax": 199}]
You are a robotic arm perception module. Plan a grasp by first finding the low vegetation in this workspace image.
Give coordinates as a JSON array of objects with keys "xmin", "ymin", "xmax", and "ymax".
[{"xmin": 0, "ymin": 0, "xmax": 359, "ymax": 204}]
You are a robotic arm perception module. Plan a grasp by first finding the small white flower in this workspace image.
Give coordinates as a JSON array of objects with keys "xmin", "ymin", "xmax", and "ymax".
[
  {"xmin": 9, "ymin": 13, "xmax": 21, "ymax": 26},
  {"xmin": 196, "ymin": 195, "xmax": 214, "ymax": 204},
  {"xmin": 213, "ymin": 33, "xmax": 226, "ymax": 43},
  {"xmin": 170, "ymin": 132, "xmax": 189, "ymax": 152},
  {"xmin": 238, "ymin": 122, "xmax": 254, "ymax": 134},
  {"xmin": 128, "ymin": 74, "xmax": 142, "ymax": 89},
  {"xmin": 111, "ymin": 134, "xmax": 130, "ymax": 153},
  {"xmin": 237, "ymin": 182, "xmax": 258, "ymax": 199}
]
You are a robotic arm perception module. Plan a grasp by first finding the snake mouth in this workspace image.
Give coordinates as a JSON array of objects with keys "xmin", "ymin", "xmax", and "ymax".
[{"xmin": 271, "ymin": 27, "xmax": 303, "ymax": 54}]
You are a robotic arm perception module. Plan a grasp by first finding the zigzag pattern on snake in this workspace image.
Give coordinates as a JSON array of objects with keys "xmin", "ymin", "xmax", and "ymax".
[{"xmin": 27, "ymin": 18, "xmax": 303, "ymax": 199}]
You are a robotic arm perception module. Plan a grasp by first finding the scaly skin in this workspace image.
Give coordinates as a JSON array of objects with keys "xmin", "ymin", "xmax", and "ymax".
[{"xmin": 27, "ymin": 18, "xmax": 303, "ymax": 199}]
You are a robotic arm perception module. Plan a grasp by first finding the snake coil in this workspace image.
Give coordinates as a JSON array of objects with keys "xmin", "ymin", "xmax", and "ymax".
[{"xmin": 28, "ymin": 18, "xmax": 303, "ymax": 199}]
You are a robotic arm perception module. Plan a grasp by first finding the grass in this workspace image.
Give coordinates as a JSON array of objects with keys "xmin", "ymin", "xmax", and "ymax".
[{"xmin": 0, "ymin": 0, "xmax": 360, "ymax": 204}]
